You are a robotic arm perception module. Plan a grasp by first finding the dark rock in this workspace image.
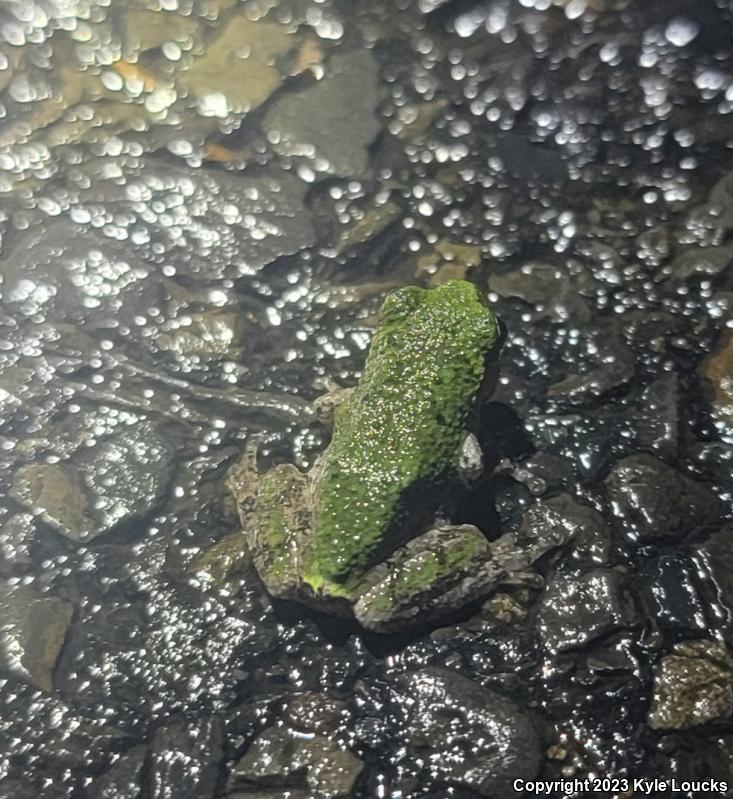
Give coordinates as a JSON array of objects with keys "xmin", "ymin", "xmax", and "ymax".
[
  {"xmin": 691, "ymin": 441, "xmax": 733, "ymax": 486},
  {"xmin": 537, "ymin": 569, "xmax": 632, "ymax": 652},
  {"xmin": 636, "ymin": 374, "xmax": 679, "ymax": 458},
  {"xmin": 397, "ymin": 668, "xmax": 542, "ymax": 796},
  {"xmin": 490, "ymin": 262, "xmax": 590, "ymax": 323},
  {"xmin": 669, "ymin": 243, "xmax": 733, "ymax": 280},
  {"xmin": 517, "ymin": 494, "xmax": 610, "ymax": 568},
  {"xmin": 586, "ymin": 637, "xmax": 639, "ymax": 675},
  {"xmin": 149, "ymin": 716, "xmax": 224, "ymax": 799},
  {"xmin": 605, "ymin": 454, "xmax": 723, "ymax": 543},
  {"xmin": 648, "ymin": 640, "xmax": 733, "ymax": 730},
  {"xmin": 637, "ymin": 554, "xmax": 707, "ymax": 633},
  {"xmin": 262, "ymin": 51, "xmax": 380, "ymax": 177},
  {"xmin": 229, "ymin": 725, "xmax": 363, "ymax": 798},
  {"xmin": 0, "ymin": 582, "xmax": 73, "ymax": 691},
  {"xmin": 11, "ymin": 419, "xmax": 175, "ymax": 543},
  {"xmin": 87, "ymin": 746, "xmax": 147, "ymax": 799},
  {"xmin": 0, "ymin": 512, "xmax": 38, "ymax": 573},
  {"xmin": 283, "ymin": 692, "xmax": 349, "ymax": 734},
  {"xmin": 693, "ymin": 526, "xmax": 733, "ymax": 644},
  {"xmin": 508, "ymin": 452, "xmax": 575, "ymax": 496},
  {"xmin": 548, "ymin": 329, "xmax": 635, "ymax": 404}
]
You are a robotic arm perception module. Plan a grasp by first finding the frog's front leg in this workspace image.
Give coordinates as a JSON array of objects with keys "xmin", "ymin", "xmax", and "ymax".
[{"xmin": 229, "ymin": 438, "xmax": 314, "ymax": 600}]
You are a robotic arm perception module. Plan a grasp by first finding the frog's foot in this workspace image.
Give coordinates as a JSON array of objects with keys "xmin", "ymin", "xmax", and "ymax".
[
  {"xmin": 457, "ymin": 432, "xmax": 484, "ymax": 484},
  {"xmin": 312, "ymin": 384, "xmax": 355, "ymax": 430},
  {"xmin": 227, "ymin": 434, "xmax": 263, "ymax": 527},
  {"xmin": 353, "ymin": 521, "xmax": 568, "ymax": 633}
]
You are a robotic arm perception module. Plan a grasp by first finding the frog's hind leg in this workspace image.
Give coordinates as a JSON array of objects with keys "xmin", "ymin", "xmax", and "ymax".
[{"xmin": 353, "ymin": 524, "xmax": 504, "ymax": 633}]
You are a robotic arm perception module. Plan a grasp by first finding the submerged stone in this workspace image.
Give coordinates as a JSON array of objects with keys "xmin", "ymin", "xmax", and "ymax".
[
  {"xmin": 180, "ymin": 15, "xmax": 295, "ymax": 114},
  {"xmin": 693, "ymin": 526, "xmax": 733, "ymax": 644},
  {"xmin": 0, "ymin": 582, "xmax": 73, "ymax": 691},
  {"xmin": 490, "ymin": 262, "xmax": 590, "ymax": 323},
  {"xmin": 149, "ymin": 716, "xmax": 224, "ymax": 799},
  {"xmin": 262, "ymin": 50, "xmax": 381, "ymax": 177},
  {"xmin": 11, "ymin": 420, "xmax": 175, "ymax": 543},
  {"xmin": 87, "ymin": 745, "xmax": 147, "ymax": 799}
]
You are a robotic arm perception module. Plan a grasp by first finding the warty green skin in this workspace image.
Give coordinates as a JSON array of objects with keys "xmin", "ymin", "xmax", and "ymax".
[
  {"xmin": 306, "ymin": 280, "xmax": 499, "ymax": 590},
  {"xmin": 230, "ymin": 279, "xmax": 503, "ymax": 626}
]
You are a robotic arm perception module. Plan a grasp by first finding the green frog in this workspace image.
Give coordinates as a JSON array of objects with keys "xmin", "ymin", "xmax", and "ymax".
[{"xmin": 228, "ymin": 280, "xmax": 557, "ymax": 632}]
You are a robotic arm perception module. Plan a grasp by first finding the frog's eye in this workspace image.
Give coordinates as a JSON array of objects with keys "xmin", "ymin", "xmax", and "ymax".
[{"xmin": 379, "ymin": 286, "xmax": 424, "ymax": 325}]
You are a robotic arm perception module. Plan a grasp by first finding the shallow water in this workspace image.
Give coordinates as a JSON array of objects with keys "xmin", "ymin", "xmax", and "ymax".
[{"xmin": 2, "ymin": 0, "xmax": 733, "ymax": 797}]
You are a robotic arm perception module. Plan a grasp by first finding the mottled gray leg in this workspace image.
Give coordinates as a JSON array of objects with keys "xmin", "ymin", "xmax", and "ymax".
[
  {"xmin": 354, "ymin": 525, "xmax": 498, "ymax": 632},
  {"xmin": 354, "ymin": 520, "xmax": 572, "ymax": 633}
]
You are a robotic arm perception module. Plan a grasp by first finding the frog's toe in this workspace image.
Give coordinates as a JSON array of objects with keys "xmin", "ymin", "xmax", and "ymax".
[{"xmin": 353, "ymin": 524, "xmax": 503, "ymax": 633}]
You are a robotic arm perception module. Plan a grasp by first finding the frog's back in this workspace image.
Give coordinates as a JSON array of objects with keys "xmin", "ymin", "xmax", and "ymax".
[{"xmin": 309, "ymin": 280, "xmax": 499, "ymax": 586}]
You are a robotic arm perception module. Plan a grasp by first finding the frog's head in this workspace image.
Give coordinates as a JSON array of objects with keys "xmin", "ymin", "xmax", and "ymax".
[{"xmin": 378, "ymin": 279, "xmax": 503, "ymax": 352}]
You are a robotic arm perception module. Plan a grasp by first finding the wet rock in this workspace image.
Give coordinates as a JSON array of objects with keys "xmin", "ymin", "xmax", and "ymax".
[
  {"xmin": 283, "ymin": 692, "xmax": 349, "ymax": 734},
  {"xmin": 691, "ymin": 441, "xmax": 733, "ymax": 486},
  {"xmin": 638, "ymin": 554, "xmax": 707, "ymax": 633},
  {"xmin": 149, "ymin": 716, "xmax": 224, "ymax": 799},
  {"xmin": 12, "ymin": 420, "xmax": 175, "ymax": 543},
  {"xmin": 0, "ymin": 692, "xmax": 129, "ymax": 776},
  {"xmin": 120, "ymin": 163, "xmax": 316, "ymax": 281},
  {"xmin": 669, "ymin": 243, "xmax": 733, "ymax": 280},
  {"xmin": 122, "ymin": 9, "xmax": 199, "ymax": 54},
  {"xmin": 508, "ymin": 452, "xmax": 575, "ymax": 496},
  {"xmin": 0, "ymin": 512, "xmax": 37, "ymax": 573},
  {"xmin": 517, "ymin": 494, "xmax": 608, "ymax": 567},
  {"xmin": 180, "ymin": 16, "xmax": 295, "ymax": 114},
  {"xmin": 693, "ymin": 526, "xmax": 733, "ymax": 644},
  {"xmin": 489, "ymin": 262, "xmax": 590, "ymax": 323},
  {"xmin": 636, "ymin": 374, "xmax": 679, "ymax": 458},
  {"xmin": 228, "ymin": 725, "xmax": 363, "ymax": 798},
  {"xmin": 0, "ymin": 224, "xmax": 155, "ymax": 328},
  {"xmin": 228, "ymin": 792, "xmax": 310, "ymax": 799},
  {"xmin": 0, "ymin": 582, "xmax": 73, "ymax": 691},
  {"xmin": 397, "ymin": 668, "xmax": 542, "ymax": 796},
  {"xmin": 605, "ymin": 454, "xmax": 723, "ymax": 543},
  {"xmin": 262, "ymin": 50, "xmax": 381, "ymax": 177},
  {"xmin": 548, "ymin": 329, "xmax": 635, "ymax": 404},
  {"xmin": 537, "ymin": 569, "xmax": 632, "ymax": 652},
  {"xmin": 328, "ymin": 200, "xmax": 402, "ymax": 257},
  {"xmin": 648, "ymin": 640, "xmax": 733, "ymax": 730},
  {"xmin": 586, "ymin": 636, "xmax": 639, "ymax": 675},
  {"xmin": 87, "ymin": 745, "xmax": 147, "ymax": 799},
  {"xmin": 155, "ymin": 308, "xmax": 243, "ymax": 360},
  {"xmin": 701, "ymin": 330, "xmax": 733, "ymax": 434},
  {"xmin": 492, "ymin": 133, "xmax": 568, "ymax": 185},
  {"xmin": 415, "ymin": 239, "xmax": 482, "ymax": 287}
]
